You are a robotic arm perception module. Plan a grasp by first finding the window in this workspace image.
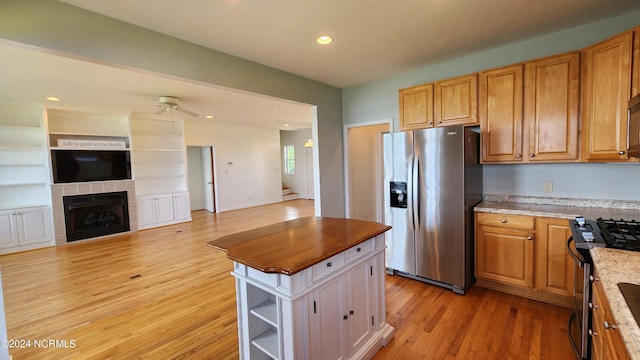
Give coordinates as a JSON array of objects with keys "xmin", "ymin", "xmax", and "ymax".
[{"xmin": 284, "ymin": 144, "xmax": 295, "ymax": 175}]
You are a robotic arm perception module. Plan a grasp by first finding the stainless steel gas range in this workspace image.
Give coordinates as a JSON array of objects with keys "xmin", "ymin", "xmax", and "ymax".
[{"xmin": 567, "ymin": 216, "xmax": 640, "ymax": 359}]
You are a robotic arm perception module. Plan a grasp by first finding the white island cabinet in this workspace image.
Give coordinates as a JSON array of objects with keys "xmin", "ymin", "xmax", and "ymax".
[{"xmin": 208, "ymin": 217, "xmax": 395, "ymax": 360}]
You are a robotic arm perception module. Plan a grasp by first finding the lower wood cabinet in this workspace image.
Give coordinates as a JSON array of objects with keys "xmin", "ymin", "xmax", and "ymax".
[
  {"xmin": 475, "ymin": 213, "xmax": 535, "ymax": 288},
  {"xmin": 475, "ymin": 212, "xmax": 582, "ymax": 307},
  {"xmin": 233, "ymin": 235, "xmax": 394, "ymax": 360},
  {"xmin": 0, "ymin": 205, "xmax": 54, "ymax": 254},
  {"xmin": 137, "ymin": 191, "xmax": 191, "ymax": 230},
  {"xmin": 591, "ymin": 268, "xmax": 629, "ymax": 360}
]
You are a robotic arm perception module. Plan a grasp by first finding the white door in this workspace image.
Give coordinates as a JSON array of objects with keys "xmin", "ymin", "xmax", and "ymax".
[
  {"xmin": 137, "ymin": 196, "xmax": 157, "ymax": 227},
  {"xmin": 155, "ymin": 195, "xmax": 175, "ymax": 223},
  {"xmin": 312, "ymin": 275, "xmax": 347, "ymax": 360},
  {"xmin": 201, "ymin": 147, "xmax": 215, "ymax": 213},
  {"xmin": 347, "ymin": 259, "xmax": 373, "ymax": 356},
  {"xmin": 16, "ymin": 207, "xmax": 51, "ymax": 245},
  {"xmin": 173, "ymin": 192, "xmax": 191, "ymax": 220},
  {"xmin": 0, "ymin": 210, "xmax": 18, "ymax": 248}
]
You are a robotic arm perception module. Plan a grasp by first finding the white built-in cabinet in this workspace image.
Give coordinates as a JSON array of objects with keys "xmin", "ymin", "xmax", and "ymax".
[
  {"xmin": 137, "ymin": 192, "xmax": 191, "ymax": 229},
  {"xmin": 233, "ymin": 234, "xmax": 394, "ymax": 360},
  {"xmin": 130, "ymin": 115, "xmax": 191, "ymax": 230},
  {"xmin": 0, "ymin": 206, "xmax": 54, "ymax": 254},
  {"xmin": 0, "ymin": 100, "xmax": 54, "ymax": 253}
]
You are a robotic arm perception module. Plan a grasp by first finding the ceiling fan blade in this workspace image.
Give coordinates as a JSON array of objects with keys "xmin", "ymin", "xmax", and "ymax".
[
  {"xmin": 154, "ymin": 107, "xmax": 167, "ymax": 115},
  {"xmin": 175, "ymin": 106, "xmax": 199, "ymax": 117}
]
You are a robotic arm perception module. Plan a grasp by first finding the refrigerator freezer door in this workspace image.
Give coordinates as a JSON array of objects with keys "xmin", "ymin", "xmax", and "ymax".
[
  {"xmin": 383, "ymin": 132, "xmax": 416, "ymax": 274},
  {"xmin": 414, "ymin": 126, "xmax": 466, "ymax": 287}
]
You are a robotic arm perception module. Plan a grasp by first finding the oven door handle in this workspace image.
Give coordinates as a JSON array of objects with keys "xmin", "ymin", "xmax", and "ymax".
[{"xmin": 567, "ymin": 236, "xmax": 585, "ymax": 267}]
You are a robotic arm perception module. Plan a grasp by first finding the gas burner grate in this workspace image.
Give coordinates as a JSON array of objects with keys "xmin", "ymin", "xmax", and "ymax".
[{"xmin": 596, "ymin": 218, "xmax": 640, "ymax": 251}]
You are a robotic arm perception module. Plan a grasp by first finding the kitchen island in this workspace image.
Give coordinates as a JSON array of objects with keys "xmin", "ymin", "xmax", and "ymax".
[{"xmin": 207, "ymin": 216, "xmax": 394, "ymax": 360}]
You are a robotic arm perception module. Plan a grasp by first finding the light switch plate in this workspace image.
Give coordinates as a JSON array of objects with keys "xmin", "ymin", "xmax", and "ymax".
[{"xmin": 544, "ymin": 181, "xmax": 553, "ymax": 193}]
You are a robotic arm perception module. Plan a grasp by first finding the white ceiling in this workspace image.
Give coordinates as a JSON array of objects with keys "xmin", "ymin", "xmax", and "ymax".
[{"xmin": 1, "ymin": 0, "xmax": 640, "ymax": 129}]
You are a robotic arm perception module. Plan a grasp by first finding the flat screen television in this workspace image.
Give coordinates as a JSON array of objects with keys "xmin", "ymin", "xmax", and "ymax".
[{"xmin": 52, "ymin": 150, "xmax": 132, "ymax": 183}]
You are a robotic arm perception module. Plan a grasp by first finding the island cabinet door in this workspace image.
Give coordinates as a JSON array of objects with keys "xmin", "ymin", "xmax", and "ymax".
[
  {"xmin": 346, "ymin": 259, "xmax": 374, "ymax": 357},
  {"xmin": 309, "ymin": 275, "xmax": 348, "ymax": 360}
]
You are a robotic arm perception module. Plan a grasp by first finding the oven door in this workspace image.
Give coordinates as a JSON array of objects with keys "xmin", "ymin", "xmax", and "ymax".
[{"xmin": 567, "ymin": 236, "xmax": 591, "ymax": 360}]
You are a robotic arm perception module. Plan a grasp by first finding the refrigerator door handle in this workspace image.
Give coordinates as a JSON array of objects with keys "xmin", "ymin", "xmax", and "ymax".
[
  {"xmin": 407, "ymin": 155, "xmax": 415, "ymax": 230},
  {"xmin": 412, "ymin": 154, "xmax": 420, "ymax": 232}
]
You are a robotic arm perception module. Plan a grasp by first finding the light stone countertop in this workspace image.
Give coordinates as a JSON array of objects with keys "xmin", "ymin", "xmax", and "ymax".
[
  {"xmin": 474, "ymin": 194, "xmax": 640, "ymax": 220},
  {"xmin": 591, "ymin": 248, "xmax": 640, "ymax": 360}
]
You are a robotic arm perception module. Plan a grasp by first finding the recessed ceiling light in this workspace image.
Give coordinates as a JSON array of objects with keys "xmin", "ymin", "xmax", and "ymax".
[
  {"xmin": 316, "ymin": 35, "xmax": 333, "ymax": 45},
  {"xmin": 284, "ymin": 123, "xmax": 290, "ymax": 127},
  {"xmin": 45, "ymin": 96, "xmax": 60, "ymax": 101},
  {"xmin": 206, "ymin": 115, "xmax": 213, "ymax": 119}
]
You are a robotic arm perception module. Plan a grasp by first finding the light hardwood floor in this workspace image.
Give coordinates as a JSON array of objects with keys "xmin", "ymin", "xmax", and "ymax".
[{"xmin": 0, "ymin": 200, "xmax": 575, "ymax": 359}]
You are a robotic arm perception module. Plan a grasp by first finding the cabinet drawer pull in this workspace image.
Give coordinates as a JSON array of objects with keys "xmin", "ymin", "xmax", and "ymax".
[
  {"xmin": 530, "ymin": 153, "xmax": 535, "ymax": 158},
  {"xmin": 501, "ymin": 219, "xmax": 507, "ymax": 223},
  {"xmin": 350, "ymin": 310, "xmax": 355, "ymax": 315},
  {"xmin": 618, "ymin": 151, "xmax": 626, "ymax": 155},
  {"xmin": 356, "ymin": 247, "xmax": 361, "ymax": 252},
  {"xmin": 515, "ymin": 154, "xmax": 522, "ymax": 158},
  {"xmin": 604, "ymin": 321, "xmax": 616, "ymax": 330},
  {"xmin": 326, "ymin": 262, "xmax": 332, "ymax": 268},
  {"xmin": 527, "ymin": 236, "xmax": 533, "ymax": 240},
  {"xmin": 343, "ymin": 315, "xmax": 348, "ymax": 320}
]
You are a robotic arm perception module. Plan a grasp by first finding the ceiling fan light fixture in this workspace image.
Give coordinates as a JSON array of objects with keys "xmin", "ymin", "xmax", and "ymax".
[{"xmin": 45, "ymin": 96, "xmax": 60, "ymax": 101}]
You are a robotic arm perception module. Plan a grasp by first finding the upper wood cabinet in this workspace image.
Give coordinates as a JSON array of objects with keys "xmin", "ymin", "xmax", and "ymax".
[
  {"xmin": 399, "ymin": 84, "xmax": 434, "ymax": 130},
  {"xmin": 399, "ymin": 74, "xmax": 477, "ymax": 131},
  {"xmin": 434, "ymin": 74, "xmax": 478, "ymax": 127},
  {"xmin": 479, "ymin": 65, "xmax": 524, "ymax": 162},
  {"xmin": 581, "ymin": 31, "xmax": 633, "ymax": 161},
  {"xmin": 480, "ymin": 52, "xmax": 580, "ymax": 163},
  {"xmin": 524, "ymin": 52, "xmax": 580, "ymax": 162}
]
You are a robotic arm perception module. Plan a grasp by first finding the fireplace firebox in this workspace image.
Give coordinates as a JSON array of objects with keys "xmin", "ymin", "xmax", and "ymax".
[{"xmin": 63, "ymin": 191, "xmax": 130, "ymax": 242}]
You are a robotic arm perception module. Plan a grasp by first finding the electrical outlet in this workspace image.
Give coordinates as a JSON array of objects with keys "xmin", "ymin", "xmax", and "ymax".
[{"xmin": 544, "ymin": 181, "xmax": 553, "ymax": 193}]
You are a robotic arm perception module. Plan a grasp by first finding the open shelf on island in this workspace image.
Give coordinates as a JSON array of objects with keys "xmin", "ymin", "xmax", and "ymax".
[{"xmin": 251, "ymin": 328, "xmax": 279, "ymax": 360}]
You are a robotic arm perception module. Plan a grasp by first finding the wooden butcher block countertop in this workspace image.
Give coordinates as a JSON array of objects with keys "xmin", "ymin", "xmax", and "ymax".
[{"xmin": 207, "ymin": 216, "xmax": 391, "ymax": 275}]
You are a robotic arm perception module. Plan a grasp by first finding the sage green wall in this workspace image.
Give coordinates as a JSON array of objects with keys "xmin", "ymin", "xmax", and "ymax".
[
  {"xmin": 0, "ymin": 0, "xmax": 344, "ymax": 216},
  {"xmin": 343, "ymin": 11, "xmax": 640, "ymax": 201}
]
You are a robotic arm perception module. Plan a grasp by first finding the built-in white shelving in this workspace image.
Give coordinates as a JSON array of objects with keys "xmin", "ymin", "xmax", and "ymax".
[
  {"xmin": 0, "ymin": 100, "xmax": 54, "ymax": 252},
  {"xmin": 130, "ymin": 116, "xmax": 188, "ymax": 197},
  {"xmin": 0, "ymin": 101, "xmax": 51, "ymax": 210}
]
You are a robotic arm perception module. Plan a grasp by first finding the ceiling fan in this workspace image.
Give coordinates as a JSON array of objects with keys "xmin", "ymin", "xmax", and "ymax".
[{"xmin": 155, "ymin": 96, "xmax": 199, "ymax": 117}]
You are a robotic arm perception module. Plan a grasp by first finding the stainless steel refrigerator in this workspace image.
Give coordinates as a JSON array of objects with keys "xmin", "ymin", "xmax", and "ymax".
[{"xmin": 383, "ymin": 125, "xmax": 482, "ymax": 294}]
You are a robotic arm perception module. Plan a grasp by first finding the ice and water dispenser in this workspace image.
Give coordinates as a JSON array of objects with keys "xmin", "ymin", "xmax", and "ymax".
[{"xmin": 389, "ymin": 181, "xmax": 407, "ymax": 208}]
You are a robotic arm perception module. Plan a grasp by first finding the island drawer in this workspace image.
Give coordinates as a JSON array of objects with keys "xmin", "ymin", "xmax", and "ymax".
[
  {"xmin": 312, "ymin": 252, "xmax": 345, "ymax": 281},
  {"xmin": 346, "ymin": 239, "xmax": 372, "ymax": 263}
]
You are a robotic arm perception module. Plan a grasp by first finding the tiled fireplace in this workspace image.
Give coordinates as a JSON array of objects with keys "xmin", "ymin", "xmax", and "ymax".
[{"xmin": 51, "ymin": 180, "xmax": 138, "ymax": 245}]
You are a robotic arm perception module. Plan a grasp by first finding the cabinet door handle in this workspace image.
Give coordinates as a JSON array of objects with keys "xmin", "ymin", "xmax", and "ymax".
[
  {"xmin": 428, "ymin": 122, "xmax": 433, "ymax": 125},
  {"xmin": 326, "ymin": 262, "xmax": 332, "ymax": 268},
  {"xmin": 501, "ymin": 219, "xmax": 507, "ymax": 223},
  {"xmin": 618, "ymin": 151, "xmax": 626, "ymax": 155},
  {"xmin": 530, "ymin": 153, "xmax": 535, "ymax": 158},
  {"xmin": 515, "ymin": 154, "xmax": 522, "ymax": 158},
  {"xmin": 604, "ymin": 321, "xmax": 616, "ymax": 330},
  {"xmin": 343, "ymin": 315, "xmax": 349, "ymax": 320},
  {"xmin": 356, "ymin": 247, "xmax": 361, "ymax": 252},
  {"xmin": 350, "ymin": 310, "xmax": 355, "ymax": 315},
  {"xmin": 527, "ymin": 236, "xmax": 533, "ymax": 240},
  {"xmin": 589, "ymin": 329, "xmax": 598, "ymax": 337}
]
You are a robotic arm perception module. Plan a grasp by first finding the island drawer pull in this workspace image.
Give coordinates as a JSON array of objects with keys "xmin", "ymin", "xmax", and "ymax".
[{"xmin": 326, "ymin": 262, "xmax": 332, "ymax": 267}]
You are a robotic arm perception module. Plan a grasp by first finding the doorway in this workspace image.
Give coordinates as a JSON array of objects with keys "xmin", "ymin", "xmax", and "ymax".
[
  {"xmin": 344, "ymin": 121, "xmax": 391, "ymax": 222},
  {"xmin": 186, "ymin": 146, "xmax": 216, "ymax": 213}
]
